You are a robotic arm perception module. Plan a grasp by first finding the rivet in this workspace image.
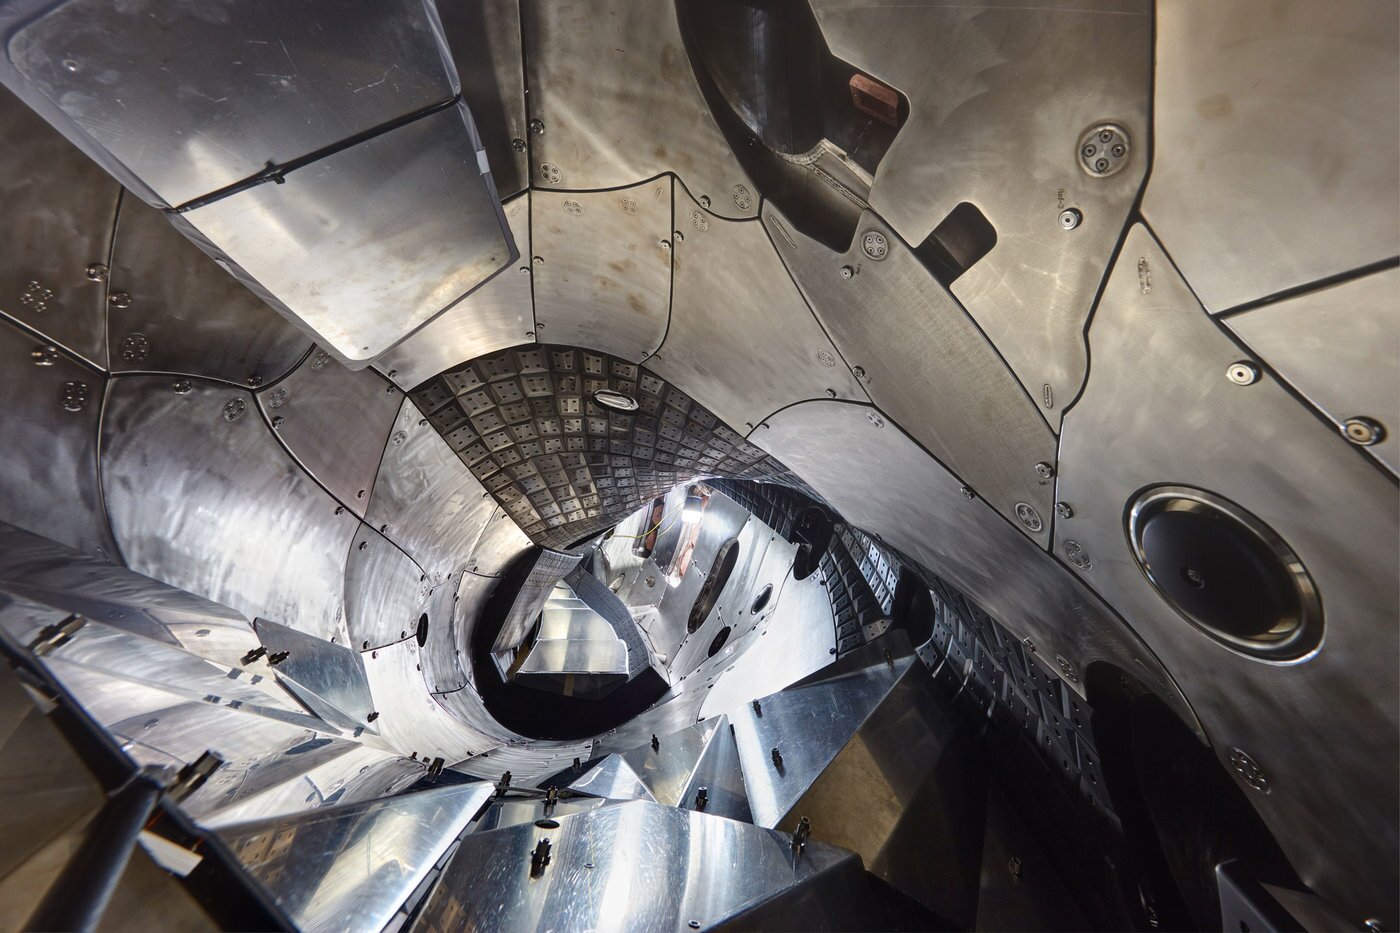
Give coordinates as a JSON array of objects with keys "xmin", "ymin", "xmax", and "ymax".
[
  {"xmin": 172, "ymin": 379, "xmax": 193, "ymax": 395},
  {"xmin": 1226, "ymin": 361, "xmax": 1259, "ymax": 386},
  {"xmin": 532, "ymin": 256, "xmax": 544, "ymax": 265},
  {"xmin": 358, "ymin": 541, "xmax": 368, "ymax": 551},
  {"xmin": 1343, "ymin": 416, "xmax": 1385, "ymax": 446},
  {"xmin": 825, "ymin": 388, "xmax": 836, "ymax": 398},
  {"xmin": 659, "ymin": 239, "xmax": 670, "ymax": 250},
  {"xmin": 272, "ymin": 415, "xmax": 285, "ymax": 428},
  {"xmin": 528, "ymin": 118, "xmax": 545, "ymax": 135}
]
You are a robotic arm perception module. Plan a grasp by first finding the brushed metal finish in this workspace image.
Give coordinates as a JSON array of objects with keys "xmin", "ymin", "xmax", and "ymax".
[
  {"xmin": 374, "ymin": 193, "xmax": 535, "ymax": 392},
  {"xmin": 436, "ymin": 571, "xmax": 501, "ymax": 693},
  {"xmin": 517, "ymin": 636, "xmax": 628, "ymax": 677},
  {"xmin": 751, "ymin": 399, "xmax": 1199, "ymax": 735},
  {"xmin": 182, "ymin": 103, "xmax": 514, "ymax": 364},
  {"xmin": 1224, "ymin": 266, "xmax": 1400, "ymax": 474},
  {"xmin": 568, "ymin": 753, "xmax": 653, "ymax": 801},
  {"xmin": 103, "ymin": 376, "xmax": 358, "ymax": 640},
  {"xmin": 416, "ymin": 800, "xmax": 865, "ymax": 931},
  {"xmin": 492, "ymin": 549, "xmax": 584, "ymax": 660},
  {"xmin": 0, "ymin": 318, "xmax": 117, "ymax": 559},
  {"xmin": 531, "ymin": 180, "xmax": 673, "ymax": 362},
  {"xmin": 810, "ymin": 0, "xmax": 1152, "ymax": 424},
  {"xmin": 467, "ymin": 505, "xmax": 534, "ymax": 578},
  {"xmin": 344, "ymin": 523, "xmax": 426, "ymax": 652},
  {"xmin": 420, "ymin": 573, "xmax": 467, "ymax": 694},
  {"xmin": 763, "ymin": 204, "xmax": 1059, "ymax": 544},
  {"xmin": 470, "ymin": 796, "xmax": 616, "ymax": 834},
  {"xmin": 520, "ymin": 0, "xmax": 757, "ymax": 218},
  {"xmin": 439, "ymin": 0, "xmax": 529, "ymax": 199},
  {"xmin": 6, "ymin": 0, "xmax": 456, "ymax": 207},
  {"xmin": 680, "ymin": 713, "xmax": 751, "ymax": 823},
  {"xmin": 1143, "ymin": 0, "xmax": 1400, "ymax": 312},
  {"xmin": 107, "ymin": 197, "xmax": 309, "ymax": 385},
  {"xmin": 604, "ymin": 719, "xmax": 720, "ymax": 807},
  {"xmin": 0, "ymin": 86, "xmax": 116, "ymax": 368},
  {"xmin": 649, "ymin": 188, "xmax": 867, "ymax": 430},
  {"xmin": 219, "ymin": 782, "xmax": 492, "ymax": 933},
  {"xmin": 260, "ymin": 350, "xmax": 403, "ymax": 514},
  {"xmin": 254, "ymin": 617, "xmax": 376, "ymax": 728},
  {"xmin": 456, "ymin": 736, "xmax": 598, "ymax": 783},
  {"xmin": 1056, "ymin": 224, "xmax": 1399, "ymax": 927},
  {"xmin": 361, "ymin": 638, "xmax": 503, "ymax": 764}
]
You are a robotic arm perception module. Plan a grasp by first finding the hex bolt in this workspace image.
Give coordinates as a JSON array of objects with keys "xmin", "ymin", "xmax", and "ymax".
[
  {"xmin": 1226, "ymin": 361, "xmax": 1260, "ymax": 385},
  {"xmin": 1058, "ymin": 208, "xmax": 1082, "ymax": 230},
  {"xmin": 1343, "ymin": 416, "xmax": 1385, "ymax": 446}
]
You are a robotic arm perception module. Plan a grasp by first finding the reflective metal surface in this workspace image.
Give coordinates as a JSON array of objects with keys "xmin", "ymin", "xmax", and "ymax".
[
  {"xmin": 254, "ymin": 617, "xmax": 376, "ymax": 728},
  {"xmin": 1224, "ymin": 265, "xmax": 1399, "ymax": 474},
  {"xmin": 375, "ymin": 193, "xmax": 535, "ymax": 392},
  {"xmin": 811, "ymin": 0, "xmax": 1153, "ymax": 424},
  {"xmin": 568, "ymin": 753, "xmax": 654, "ymax": 802},
  {"xmin": 344, "ymin": 523, "xmax": 425, "ymax": 652},
  {"xmin": 182, "ymin": 103, "xmax": 513, "ymax": 364},
  {"xmin": 764, "ymin": 204, "xmax": 1059, "ymax": 542},
  {"xmin": 219, "ymin": 781, "xmax": 493, "ymax": 933},
  {"xmin": 415, "ymin": 800, "xmax": 865, "ymax": 932},
  {"xmin": 0, "ymin": 317, "xmax": 117, "ymax": 558},
  {"xmin": 650, "ymin": 188, "xmax": 866, "ymax": 430},
  {"xmin": 1056, "ymin": 224, "xmax": 1399, "ymax": 925},
  {"xmin": 530, "ymin": 180, "xmax": 673, "ymax": 362},
  {"xmin": 492, "ymin": 549, "xmax": 584, "ymax": 664},
  {"xmin": 107, "ymin": 198, "xmax": 310, "ymax": 385},
  {"xmin": 103, "ymin": 376, "xmax": 358, "ymax": 639},
  {"xmin": 439, "ymin": 0, "xmax": 529, "ymax": 199},
  {"xmin": 521, "ymin": 0, "xmax": 758, "ymax": 218},
  {"xmin": 1143, "ymin": 0, "xmax": 1399, "ymax": 312},
  {"xmin": 361, "ymin": 638, "xmax": 501, "ymax": 765}
]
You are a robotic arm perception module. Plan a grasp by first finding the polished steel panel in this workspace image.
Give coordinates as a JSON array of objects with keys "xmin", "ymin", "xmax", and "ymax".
[
  {"xmin": 751, "ymin": 399, "xmax": 1199, "ymax": 735},
  {"xmin": 361, "ymin": 639, "xmax": 501, "ymax": 764},
  {"xmin": 254, "ymin": 618, "xmax": 376, "ymax": 728},
  {"xmin": 568, "ymin": 753, "xmax": 654, "ymax": 802},
  {"xmin": 470, "ymin": 795, "xmax": 614, "ymax": 834},
  {"xmin": 260, "ymin": 350, "xmax": 404, "ymax": 514},
  {"xmin": 107, "ymin": 198, "xmax": 310, "ymax": 384},
  {"xmin": 439, "ymin": 0, "xmax": 529, "ymax": 198},
  {"xmin": 455, "ymin": 736, "xmax": 598, "ymax": 784},
  {"xmin": 0, "ymin": 86, "xmax": 116, "ymax": 368},
  {"xmin": 467, "ymin": 505, "xmax": 535, "ymax": 578},
  {"xmin": 1056, "ymin": 224, "xmax": 1399, "ymax": 927},
  {"xmin": 438, "ymin": 571, "xmax": 501, "ymax": 692},
  {"xmin": 810, "ymin": 0, "xmax": 1152, "ymax": 425},
  {"xmin": 763, "ymin": 204, "xmax": 1058, "ymax": 543},
  {"xmin": 420, "ymin": 573, "xmax": 468, "ymax": 694},
  {"xmin": 6, "ymin": 0, "xmax": 456, "ymax": 206},
  {"xmin": 531, "ymin": 180, "xmax": 673, "ymax": 362},
  {"xmin": 375, "ymin": 193, "xmax": 535, "ymax": 392},
  {"xmin": 1143, "ymin": 0, "xmax": 1400, "ymax": 312},
  {"xmin": 182, "ymin": 103, "xmax": 514, "ymax": 364},
  {"xmin": 668, "ymin": 513, "xmax": 773, "ymax": 678},
  {"xmin": 520, "ymin": 0, "xmax": 758, "ymax": 218},
  {"xmin": 103, "ymin": 376, "xmax": 358, "ymax": 640},
  {"xmin": 344, "ymin": 524, "xmax": 427, "ymax": 652},
  {"xmin": 417, "ymin": 800, "xmax": 864, "ymax": 931},
  {"xmin": 650, "ymin": 189, "xmax": 866, "ymax": 430},
  {"xmin": 1224, "ymin": 266, "xmax": 1400, "ymax": 474},
  {"xmin": 0, "ymin": 319, "xmax": 117, "ymax": 559},
  {"xmin": 517, "ymin": 638, "xmax": 627, "ymax": 677},
  {"xmin": 680, "ymin": 713, "xmax": 751, "ymax": 823},
  {"xmin": 610, "ymin": 719, "xmax": 720, "ymax": 807},
  {"xmin": 219, "ymin": 782, "xmax": 492, "ymax": 933},
  {"xmin": 367, "ymin": 399, "xmax": 500, "ymax": 578}
]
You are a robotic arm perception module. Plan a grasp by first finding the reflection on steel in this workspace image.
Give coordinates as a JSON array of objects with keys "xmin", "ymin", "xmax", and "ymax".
[
  {"xmin": 568, "ymin": 753, "xmax": 654, "ymax": 802},
  {"xmin": 1056, "ymin": 225, "xmax": 1399, "ymax": 923},
  {"xmin": 470, "ymin": 795, "xmax": 615, "ymax": 834},
  {"xmin": 343, "ymin": 523, "xmax": 425, "ymax": 652},
  {"xmin": 491, "ymin": 550, "xmax": 584, "ymax": 670},
  {"xmin": 254, "ymin": 618, "xmax": 376, "ymax": 729},
  {"xmin": 219, "ymin": 781, "xmax": 493, "ymax": 933},
  {"xmin": 417, "ymin": 801, "xmax": 865, "ymax": 931}
]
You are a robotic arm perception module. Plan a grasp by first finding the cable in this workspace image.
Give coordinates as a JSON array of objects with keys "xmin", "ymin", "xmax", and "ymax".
[{"xmin": 610, "ymin": 507, "xmax": 682, "ymax": 541}]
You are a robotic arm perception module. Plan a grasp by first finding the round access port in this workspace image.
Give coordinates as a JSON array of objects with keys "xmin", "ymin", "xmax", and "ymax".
[
  {"xmin": 707, "ymin": 626, "xmax": 732, "ymax": 658},
  {"xmin": 750, "ymin": 584, "xmax": 773, "ymax": 615},
  {"xmin": 1126, "ymin": 486, "xmax": 1322, "ymax": 662}
]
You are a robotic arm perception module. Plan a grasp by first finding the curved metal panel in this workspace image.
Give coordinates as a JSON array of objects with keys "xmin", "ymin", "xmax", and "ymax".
[
  {"xmin": 343, "ymin": 523, "xmax": 426, "ymax": 652},
  {"xmin": 360, "ymin": 638, "xmax": 501, "ymax": 763},
  {"xmin": 103, "ymin": 376, "xmax": 357, "ymax": 639},
  {"xmin": 106, "ymin": 198, "xmax": 310, "ymax": 384},
  {"xmin": 750, "ymin": 399, "xmax": 1197, "ymax": 734},
  {"xmin": 439, "ymin": 0, "xmax": 529, "ymax": 199},
  {"xmin": 531, "ymin": 180, "xmax": 673, "ymax": 362},
  {"xmin": 0, "ymin": 86, "xmax": 116, "ymax": 368},
  {"xmin": 763, "ymin": 204, "xmax": 1059, "ymax": 544},
  {"xmin": 1056, "ymin": 225, "xmax": 1399, "ymax": 927},
  {"xmin": 0, "ymin": 319, "xmax": 116, "ymax": 558},
  {"xmin": 259, "ymin": 349, "xmax": 403, "ymax": 513},
  {"xmin": 1143, "ymin": 0, "xmax": 1400, "ymax": 312},
  {"xmin": 366, "ymin": 399, "xmax": 499, "ymax": 578},
  {"xmin": 810, "ymin": 0, "xmax": 1152, "ymax": 425},
  {"xmin": 374, "ymin": 193, "xmax": 534, "ymax": 392},
  {"xmin": 650, "ymin": 190, "xmax": 866, "ymax": 430},
  {"xmin": 1224, "ymin": 266, "xmax": 1399, "ymax": 475},
  {"xmin": 467, "ymin": 505, "xmax": 533, "ymax": 577},
  {"xmin": 520, "ymin": 0, "xmax": 757, "ymax": 218},
  {"xmin": 421, "ymin": 572, "xmax": 468, "ymax": 694}
]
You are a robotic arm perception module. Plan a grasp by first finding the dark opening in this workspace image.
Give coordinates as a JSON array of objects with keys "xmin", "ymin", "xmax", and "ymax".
[
  {"xmin": 915, "ymin": 202, "xmax": 998, "ymax": 287},
  {"xmin": 707, "ymin": 625, "xmax": 733, "ymax": 658},
  {"xmin": 790, "ymin": 505, "xmax": 833, "ymax": 580},
  {"xmin": 749, "ymin": 583, "xmax": 774, "ymax": 615},
  {"xmin": 688, "ymin": 538, "xmax": 741, "ymax": 633},
  {"xmin": 415, "ymin": 613, "xmax": 429, "ymax": 648}
]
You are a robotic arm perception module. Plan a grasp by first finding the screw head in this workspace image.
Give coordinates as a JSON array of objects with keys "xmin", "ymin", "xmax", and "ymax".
[
  {"xmin": 1058, "ymin": 208, "xmax": 1082, "ymax": 230},
  {"xmin": 172, "ymin": 379, "xmax": 193, "ymax": 395},
  {"xmin": 825, "ymin": 388, "xmax": 837, "ymax": 398},
  {"xmin": 528, "ymin": 118, "xmax": 545, "ymax": 136},
  {"xmin": 30, "ymin": 345, "xmax": 58, "ymax": 366},
  {"xmin": 108, "ymin": 291, "xmax": 131, "ymax": 309},
  {"xmin": 1227, "ymin": 361, "xmax": 1260, "ymax": 385},
  {"xmin": 532, "ymin": 256, "xmax": 544, "ymax": 265},
  {"xmin": 1055, "ymin": 502, "xmax": 1073, "ymax": 519},
  {"xmin": 839, "ymin": 265, "xmax": 854, "ymax": 280},
  {"xmin": 1034, "ymin": 461, "xmax": 1055, "ymax": 480},
  {"xmin": 272, "ymin": 415, "xmax": 285, "ymax": 428},
  {"xmin": 85, "ymin": 263, "xmax": 108, "ymax": 282},
  {"xmin": 1343, "ymin": 416, "xmax": 1385, "ymax": 446},
  {"xmin": 699, "ymin": 195, "xmax": 711, "ymax": 208},
  {"xmin": 511, "ymin": 137, "xmax": 526, "ymax": 151},
  {"xmin": 960, "ymin": 485, "xmax": 975, "ymax": 499}
]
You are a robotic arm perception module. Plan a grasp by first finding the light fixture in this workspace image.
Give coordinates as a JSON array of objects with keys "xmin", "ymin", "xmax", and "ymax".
[{"xmin": 682, "ymin": 488, "xmax": 705, "ymax": 524}]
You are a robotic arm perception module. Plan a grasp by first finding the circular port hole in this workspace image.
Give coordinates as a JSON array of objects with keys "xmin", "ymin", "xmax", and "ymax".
[
  {"xmin": 750, "ymin": 584, "xmax": 773, "ymax": 615},
  {"xmin": 591, "ymin": 388, "xmax": 639, "ymax": 412},
  {"xmin": 707, "ymin": 626, "xmax": 732, "ymax": 658},
  {"xmin": 415, "ymin": 613, "xmax": 429, "ymax": 648}
]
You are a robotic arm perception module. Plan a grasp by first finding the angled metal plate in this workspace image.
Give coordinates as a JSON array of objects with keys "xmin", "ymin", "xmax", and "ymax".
[
  {"xmin": 454, "ymin": 736, "xmax": 597, "ymax": 784},
  {"xmin": 680, "ymin": 714, "xmax": 751, "ymax": 823},
  {"xmin": 417, "ymin": 800, "xmax": 865, "ymax": 931},
  {"xmin": 469, "ymin": 795, "xmax": 615, "ymax": 834},
  {"xmin": 103, "ymin": 376, "xmax": 358, "ymax": 640},
  {"xmin": 492, "ymin": 549, "xmax": 584, "ymax": 659},
  {"xmin": 531, "ymin": 180, "xmax": 673, "ymax": 361},
  {"xmin": 344, "ymin": 524, "xmax": 426, "ymax": 652},
  {"xmin": 1224, "ymin": 266, "xmax": 1399, "ymax": 474},
  {"xmin": 181, "ymin": 103, "xmax": 514, "ymax": 364},
  {"xmin": 436, "ymin": 571, "xmax": 500, "ymax": 694},
  {"xmin": 420, "ymin": 573, "xmax": 468, "ymax": 695},
  {"xmin": 763, "ymin": 205, "xmax": 1058, "ymax": 545},
  {"xmin": 259, "ymin": 349, "xmax": 403, "ymax": 513},
  {"xmin": 1056, "ymin": 224, "xmax": 1399, "ymax": 927},
  {"xmin": 0, "ymin": 318, "xmax": 116, "ymax": 559},
  {"xmin": 0, "ymin": 86, "xmax": 115, "ymax": 368},
  {"xmin": 521, "ymin": 0, "xmax": 758, "ymax": 218},
  {"xmin": 254, "ymin": 618, "xmax": 375, "ymax": 727},
  {"xmin": 650, "ymin": 189, "xmax": 866, "ymax": 430},
  {"xmin": 568, "ymin": 753, "xmax": 655, "ymax": 802},
  {"xmin": 1143, "ymin": 1, "xmax": 1400, "ymax": 312},
  {"xmin": 375, "ymin": 193, "xmax": 535, "ymax": 392},
  {"xmin": 750, "ymin": 399, "xmax": 1198, "ymax": 736},
  {"xmin": 219, "ymin": 782, "xmax": 492, "ymax": 933},
  {"xmin": 107, "ymin": 198, "xmax": 310, "ymax": 384},
  {"xmin": 612, "ymin": 718, "xmax": 720, "ymax": 806},
  {"xmin": 811, "ymin": 0, "xmax": 1152, "ymax": 425},
  {"xmin": 367, "ymin": 399, "xmax": 500, "ymax": 579}
]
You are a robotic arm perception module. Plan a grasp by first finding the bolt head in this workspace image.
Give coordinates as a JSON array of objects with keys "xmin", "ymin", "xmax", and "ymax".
[
  {"xmin": 108, "ymin": 291, "xmax": 131, "ymax": 309},
  {"xmin": 1058, "ymin": 208, "xmax": 1082, "ymax": 230},
  {"xmin": 839, "ymin": 265, "xmax": 854, "ymax": 279},
  {"xmin": 528, "ymin": 118, "xmax": 545, "ymax": 136},
  {"xmin": 1034, "ymin": 461, "xmax": 1055, "ymax": 480},
  {"xmin": 1343, "ymin": 416, "xmax": 1385, "ymax": 446},
  {"xmin": 511, "ymin": 137, "xmax": 527, "ymax": 151},
  {"xmin": 960, "ymin": 485, "xmax": 975, "ymax": 499},
  {"xmin": 1055, "ymin": 502, "xmax": 1073, "ymax": 519},
  {"xmin": 85, "ymin": 263, "xmax": 108, "ymax": 282},
  {"xmin": 1227, "ymin": 361, "xmax": 1260, "ymax": 385}
]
